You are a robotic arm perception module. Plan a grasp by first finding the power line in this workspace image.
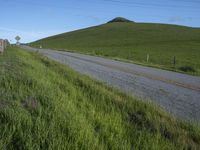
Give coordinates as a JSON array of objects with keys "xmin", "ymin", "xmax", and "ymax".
[
  {"xmin": 99, "ymin": 0, "xmax": 200, "ymax": 10},
  {"xmin": 71, "ymin": 0, "xmax": 200, "ymax": 13},
  {"xmin": 2, "ymin": 0, "xmax": 200, "ymax": 19},
  {"xmin": 167, "ymin": 0, "xmax": 200, "ymax": 4},
  {"xmin": 4, "ymin": 0, "xmax": 200, "ymax": 11}
]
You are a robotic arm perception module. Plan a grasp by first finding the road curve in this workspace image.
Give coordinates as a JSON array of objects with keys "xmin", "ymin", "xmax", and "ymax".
[{"xmin": 21, "ymin": 45, "xmax": 200, "ymax": 124}]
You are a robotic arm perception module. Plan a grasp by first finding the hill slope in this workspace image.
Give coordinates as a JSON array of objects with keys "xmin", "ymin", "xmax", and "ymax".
[
  {"xmin": 1, "ymin": 46, "xmax": 200, "ymax": 149},
  {"xmin": 31, "ymin": 21, "xmax": 200, "ymax": 75}
]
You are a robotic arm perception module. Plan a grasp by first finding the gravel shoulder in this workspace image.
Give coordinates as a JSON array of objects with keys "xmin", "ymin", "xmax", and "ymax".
[{"xmin": 21, "ymin": 45, "xmax": 200, "ymax": 124}]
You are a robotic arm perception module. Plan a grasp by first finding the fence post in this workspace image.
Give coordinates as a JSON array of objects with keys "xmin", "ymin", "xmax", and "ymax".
[
  {"xmin": 173, "ymin": 56, "xmax": 176, "ymax": 67},
  {"xmin": 147, "ymin": 54, "xmax": 149, "ymax": 63},
  {"xmin": 0, "ymin": 39, "xmax": 4, "ymax": 54}
]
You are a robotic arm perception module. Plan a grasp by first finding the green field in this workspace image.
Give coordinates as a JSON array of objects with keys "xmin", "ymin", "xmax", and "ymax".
[
  {"xmin": 0, "ymin": 46, "xmax": 200, "ymax": 149},
  {"xmin": 31, "ymin": 20, "xmax": 200, "ymax": 75}
]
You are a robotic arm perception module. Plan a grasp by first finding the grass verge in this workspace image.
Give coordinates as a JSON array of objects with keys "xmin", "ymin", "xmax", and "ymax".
[{"xmin": 0, "ymin": 46, "xmax": 200, "ymax": 150}]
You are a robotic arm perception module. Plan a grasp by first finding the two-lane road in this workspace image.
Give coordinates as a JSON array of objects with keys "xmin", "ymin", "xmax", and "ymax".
[{"xmin": 21, "ymin": 45, "xmax": 200, "ymax": 124}]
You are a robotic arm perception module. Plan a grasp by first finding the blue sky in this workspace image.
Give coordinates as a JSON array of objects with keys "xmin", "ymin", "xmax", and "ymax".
[{"xmin": 0, "ymin": 0, "xmax": 200, "ymax": 43}]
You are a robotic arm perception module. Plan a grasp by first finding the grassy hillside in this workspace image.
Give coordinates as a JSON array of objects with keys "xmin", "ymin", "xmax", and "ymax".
[
  {"xmin": 31, "ymin": 21, "xmax": 200, "ymax": 75},
  {"xmin": 0, "ymin": 46, "xmax": 200, "ymax": 149}
]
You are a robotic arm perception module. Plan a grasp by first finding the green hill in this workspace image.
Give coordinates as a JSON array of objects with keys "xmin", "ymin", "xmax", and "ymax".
[
  {"xmin": 1, "ymin": 46, "xmax": 200, "ymax": 149},
  {"xmin": 31, "ymin": 18, "xmax": 200, "ymax": 75}
]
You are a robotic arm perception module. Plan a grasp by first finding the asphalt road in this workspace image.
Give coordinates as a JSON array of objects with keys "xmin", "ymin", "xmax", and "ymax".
[{"xmin": 21, "ymin": 45, "xmax": 200, "ymax": 124}]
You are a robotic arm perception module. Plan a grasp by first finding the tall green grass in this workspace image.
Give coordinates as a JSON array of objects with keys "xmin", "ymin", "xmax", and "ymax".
[
  {"xmin": 31, "ymin": 22, "xmax": 200, "ymax": 75},
  {"xmin": 0, "ymin": 47, "xmax": 200, "ymax": 150}
]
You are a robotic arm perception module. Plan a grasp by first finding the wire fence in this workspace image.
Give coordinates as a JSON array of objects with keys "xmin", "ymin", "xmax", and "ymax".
[{"xmin": 143, "ymin": 53, "xmax": 199, "ymax": 75}]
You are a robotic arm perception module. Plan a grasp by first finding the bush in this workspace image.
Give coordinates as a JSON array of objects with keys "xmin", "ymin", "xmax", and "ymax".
[{"xmin": 179, "ymin": 66, "xmax": 196, "ymax": 72}]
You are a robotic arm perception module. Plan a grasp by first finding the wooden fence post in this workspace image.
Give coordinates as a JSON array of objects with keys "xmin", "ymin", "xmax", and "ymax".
[
  {"xmin": 147, "ymin": 54, "xmax": 149, "ymax": 63},
  {"xmin": 173, "ymin": 56, "xmax": 176, "ymax": 67},
  {"xmin": 0, "ymin": 39, "xmax": 4, "ymax": 54}
]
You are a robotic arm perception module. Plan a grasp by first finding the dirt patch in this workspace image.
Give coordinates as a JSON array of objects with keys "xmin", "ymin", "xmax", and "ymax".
[
  {"xmin": 159, "ymin": 125, "xmax": 175, "ymax": 141},
  {"xmin": 0, "ymin": 100, "xmax": 11, "ymax": 109},
  {"xmin": 21, "ymin": 96, "xmax": 39, "ymax": 112},
  {"xmin": 128, "ymin": 111, "xmax": 157, "ymax": 133}
]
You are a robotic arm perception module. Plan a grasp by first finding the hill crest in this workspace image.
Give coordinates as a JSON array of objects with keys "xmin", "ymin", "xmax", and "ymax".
[{"xmin": 107, "ymin": 17, "xmax": 133, "ymax": 23}]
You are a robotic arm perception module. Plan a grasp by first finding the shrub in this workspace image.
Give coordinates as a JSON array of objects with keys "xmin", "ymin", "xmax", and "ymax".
[{"xmin": 179, "ymin": 66, "xmax": 196, "ymax": 72}]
